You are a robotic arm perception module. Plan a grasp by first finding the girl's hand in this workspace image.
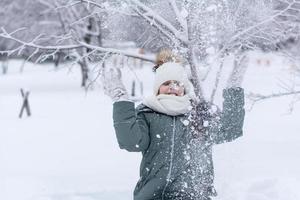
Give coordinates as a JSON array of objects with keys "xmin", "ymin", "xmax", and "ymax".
[{"xmin": 102, "ymin": 67, "xmax": 129, "ymax": 102}]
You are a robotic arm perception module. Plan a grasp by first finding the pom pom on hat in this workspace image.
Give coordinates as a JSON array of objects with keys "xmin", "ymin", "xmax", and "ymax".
[{"xmin": 153, "ymin": 49, "xmax": 182, "ymax": 71}]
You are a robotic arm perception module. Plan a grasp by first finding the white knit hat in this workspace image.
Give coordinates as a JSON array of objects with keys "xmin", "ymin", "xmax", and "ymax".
[{"xmin": 153, "ymin": 62, "xmax": 195, "ymax": 98}]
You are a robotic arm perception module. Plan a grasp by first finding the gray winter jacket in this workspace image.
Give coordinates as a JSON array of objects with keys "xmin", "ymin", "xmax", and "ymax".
[{"xmin": 113, "ymin": 87, "xmax": 245, "ymax": 200}]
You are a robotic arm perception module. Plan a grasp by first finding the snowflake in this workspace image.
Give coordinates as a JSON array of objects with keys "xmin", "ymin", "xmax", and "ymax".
[
  {"xmin": 206, "ymin": 5, "xmax": 217, "ymax": 12},
  {"xmin": 182, "ymin": 119, "xmax": 190, "ymax": 126},
  {"xmin": 183, "ymin": 182, "xmax": 188, "ymax": 188},
  {"xmin": 209, "ymin": 105, "xmax": 218, "ymax": 113},
  {"xmin": 180, "ymin": 8, "xmax": 189, "ymax": 18},
  {"xmin": 185, "ymin": 155, "xmax": 191, "ymax": 161},
  {"xmin": 206, "ymin": 46, "xmax": 215, "ymax": 55},
  {"xmin": 203, "ymin": 120, "xmax": 209, "ymax": 127}
]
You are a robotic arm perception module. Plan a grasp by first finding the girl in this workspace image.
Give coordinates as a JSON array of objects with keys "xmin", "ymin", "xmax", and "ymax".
[{"xmin": 103, "ymin": 51, "xmax": 245, "ymax": 200}]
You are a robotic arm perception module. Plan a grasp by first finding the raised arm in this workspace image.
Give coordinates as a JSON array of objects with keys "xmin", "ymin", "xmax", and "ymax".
[
  {"xmin": 113, "ymin": 101, "xmax": 150, "ymax": 152},
  {"xmin": 210, "ymin": 87, "xmax": 245, "ymax": 144}
]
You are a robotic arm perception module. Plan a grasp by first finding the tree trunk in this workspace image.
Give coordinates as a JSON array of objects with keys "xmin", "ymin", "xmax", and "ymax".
[
  {"xmin": 1, "ymin": 59, "xmax": 8, "ymax": 74},
  {"xmin": 185, "ymin": 47, "xmax": 204, "ymax": 100},
  {"xmin": 79, "ymin": 59, "xmax": 89, "ymax": 87},
  {"xmin": 210, "ymin": 53, "xmax": 226, "ymax": 103},
  {"xmin": 226, "ymin": 51, "xmax": 249, "ymax": 88}
]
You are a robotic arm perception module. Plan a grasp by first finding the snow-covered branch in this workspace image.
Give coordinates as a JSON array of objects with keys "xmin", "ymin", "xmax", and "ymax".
[
  {"xmin": 168, "ymin": 0, "xmax": 188, "ymax": 35},
  {"xmin": 218, "ymin": 0, "xmax": 299, "ymax": 55},
  {"xmin": 0, "ymin": 28, "xmax": 155, "ymax": 63},
  {"xmin": 127, "ymin": 0, "xmax": 188, "ymax": 45},
  {"xmin": 132, "ymin": 7, "xmax": 176, "ymax": 45},
  {"xmin": 0, "ymin": 28, "xmax": 81, "ymax": 51},
  {"xmin": 68, "ymin": 0, "xmax": 138, "ymax": 17},
  {"xmin": 78, "ymin": 41, "xmax": 155, "ymax": 62}
]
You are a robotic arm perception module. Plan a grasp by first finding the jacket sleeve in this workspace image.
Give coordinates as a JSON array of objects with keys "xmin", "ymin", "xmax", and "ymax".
[
  {"xmin": 210, "ymin": 87, "xmax": 245, "ymax": 144},
  {"xmin": 113, "ymin": 101, "xmax": 150, "ymax": 152}
]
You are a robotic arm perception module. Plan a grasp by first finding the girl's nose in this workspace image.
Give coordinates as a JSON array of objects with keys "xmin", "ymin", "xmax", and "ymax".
[
  {"xmin": 169, "ymin": 86, "xmax": 179, "ymax": 94},
  {"xmin": 169, "ymin": 84, "xmax": 179, "ymax": 91}
]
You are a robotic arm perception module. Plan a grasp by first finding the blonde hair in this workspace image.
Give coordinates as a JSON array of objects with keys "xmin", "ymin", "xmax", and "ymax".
[{"xmin": 153, "ymin": 49, "xmax": 182, "ymax": 71}]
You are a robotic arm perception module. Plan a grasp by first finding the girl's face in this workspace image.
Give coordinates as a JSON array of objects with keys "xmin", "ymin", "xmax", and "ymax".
[{"xmin": 158, "ymin": 80, "xmax": 185, "ymax": 96}]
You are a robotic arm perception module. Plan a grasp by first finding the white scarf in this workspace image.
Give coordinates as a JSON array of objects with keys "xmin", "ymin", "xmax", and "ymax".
[{"xmin": 143, "ymin": 94, "xmax": 192, "ymax": 116}]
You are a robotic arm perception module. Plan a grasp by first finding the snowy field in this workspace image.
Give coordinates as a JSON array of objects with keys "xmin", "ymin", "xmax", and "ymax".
[{"xmin": 0, "ymin": 52, "xmax": 300, "ymax": 200}]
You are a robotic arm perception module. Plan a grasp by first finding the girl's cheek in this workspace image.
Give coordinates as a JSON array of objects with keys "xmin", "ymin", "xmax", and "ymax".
[
  {"xmin": 178, "ymin": 88, "xmax": 185, "ymax": 96},
  {"xmin": 159, "ymin": 86, "xmax": 168, "ymax": 94}
]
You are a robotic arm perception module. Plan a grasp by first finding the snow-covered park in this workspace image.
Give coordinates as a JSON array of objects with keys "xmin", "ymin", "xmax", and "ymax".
[
  {"xmin": 1, "ymin": 1, "xmax": 300, "ymax": 199},
  {"xmin": 1, "ymin": 51, "xmax": 299, "ymax": 200}
]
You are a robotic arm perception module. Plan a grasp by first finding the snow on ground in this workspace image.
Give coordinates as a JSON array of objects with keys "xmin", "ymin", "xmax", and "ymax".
[{"xmin": 0, "ymin": 53, "xmax": 299, "ymax": 200}]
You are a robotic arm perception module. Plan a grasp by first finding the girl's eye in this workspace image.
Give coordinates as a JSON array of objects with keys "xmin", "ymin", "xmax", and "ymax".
[
  {"xmin": 162, "ymin": 80, "xmax": 183, "ymax": 87},
  {"xmin": 162, "ymin": 81, "xmax": 171, "ymax": 86}
]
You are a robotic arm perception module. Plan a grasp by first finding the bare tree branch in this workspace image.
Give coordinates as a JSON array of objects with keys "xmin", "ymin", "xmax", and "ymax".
[{"xmin": 247, "ymin": 90, "xmax": 300, "ymax": 110}]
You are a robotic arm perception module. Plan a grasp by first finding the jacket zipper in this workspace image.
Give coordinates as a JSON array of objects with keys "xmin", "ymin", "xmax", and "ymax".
[{"xmin": 161, "ymin": 116, "xmax": 176, "ymax": 200}]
